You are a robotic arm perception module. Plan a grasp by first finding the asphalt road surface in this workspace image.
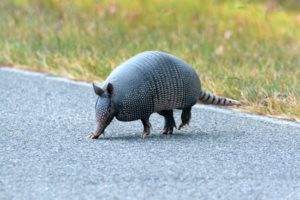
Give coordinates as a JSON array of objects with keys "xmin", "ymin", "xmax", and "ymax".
[{"xmin": 1, "ymin": 67, "xmax": 300, "ymax": 200}]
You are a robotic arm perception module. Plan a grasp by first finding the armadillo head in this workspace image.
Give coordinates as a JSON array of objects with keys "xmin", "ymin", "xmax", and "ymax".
[{"xmin": 92, "ymin": 82, "xmax": 115, "ymax": 138}]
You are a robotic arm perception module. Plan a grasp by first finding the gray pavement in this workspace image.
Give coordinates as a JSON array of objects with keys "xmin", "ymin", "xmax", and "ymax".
[{"xmin": 0, "ymin": 67, "xmax": 300, "ymax": 200}]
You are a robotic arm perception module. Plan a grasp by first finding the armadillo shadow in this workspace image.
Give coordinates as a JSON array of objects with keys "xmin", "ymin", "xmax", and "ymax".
[{"xmin": 96, "ymin": 131, "xmax": 209, "ymax": 141}]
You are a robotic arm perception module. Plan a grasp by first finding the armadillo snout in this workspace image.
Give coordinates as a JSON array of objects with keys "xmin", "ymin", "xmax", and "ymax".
[{"xmin": 94, "ymin": 96, "xmax": 115, "ymax": 137}]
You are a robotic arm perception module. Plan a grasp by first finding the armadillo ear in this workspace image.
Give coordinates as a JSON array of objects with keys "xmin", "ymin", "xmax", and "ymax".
[
  {"xmin": 93, "ymin": 83, "xmax": 104, "ymax": 95},
  {"xmin": 107, "ymin": 83, "xmax": 114, "ymax": 97}
]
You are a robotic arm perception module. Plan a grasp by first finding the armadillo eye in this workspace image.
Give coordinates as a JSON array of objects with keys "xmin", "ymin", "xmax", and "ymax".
[{"xmin": 108, "ymin": 108, "xmax": 112, "ymax": 113}]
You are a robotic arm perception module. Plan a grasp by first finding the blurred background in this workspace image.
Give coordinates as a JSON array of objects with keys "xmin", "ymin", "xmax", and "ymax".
[{"xmin": 0, "ymin": 0, "xmax": 299, "ymax": 119}]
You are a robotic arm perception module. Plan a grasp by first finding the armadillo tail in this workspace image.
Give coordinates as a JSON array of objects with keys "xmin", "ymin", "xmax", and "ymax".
[{"xmin": 198, "ymin": 90, "xmax": 241, "ymax": 106}]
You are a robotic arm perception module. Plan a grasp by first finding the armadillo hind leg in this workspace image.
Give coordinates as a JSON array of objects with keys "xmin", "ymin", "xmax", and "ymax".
[
  {"xmin": 178, "ymin": 106, "xmax": 192, "ymax": 130},
  {"xmin": 157, "ymin": 110, "xmax": 176, "ymax": 135},
  {"xmin": 141, "ymin": 117, "xmax": 151, "ymax": 139}
]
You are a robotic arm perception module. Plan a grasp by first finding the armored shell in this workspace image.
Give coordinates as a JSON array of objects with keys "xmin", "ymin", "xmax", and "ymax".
[{"xmin": 103, "ymin": 51, "xmax": 202, "ymax": 121}]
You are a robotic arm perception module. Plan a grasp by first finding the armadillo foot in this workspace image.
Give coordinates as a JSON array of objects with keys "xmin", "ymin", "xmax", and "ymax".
[
  {"xmin": 178, "ymin": 123, "xmax": 188, "ymax": 130},
  {"xmin": 141, "ymin": 131, "xmax": 150, "ymax": 139},
  {"xmin": 158, "ymin": 110, "xmax": 176, "ymax": 134},
  {"xmin": 160, "ymin": 128, "xmax": 173, "ymax": 135},
  {"xmin": 87, "ymin": 132, "xmax": 103, "ymax": 139}
]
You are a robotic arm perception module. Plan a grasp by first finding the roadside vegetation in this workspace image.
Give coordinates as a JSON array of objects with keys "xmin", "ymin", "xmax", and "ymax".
[{"xmin": 0, "ymin": 0, "xmax": 299, "ymax": 120}]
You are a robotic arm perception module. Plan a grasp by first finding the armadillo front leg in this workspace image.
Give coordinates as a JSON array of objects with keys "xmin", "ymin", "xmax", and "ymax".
[
  {"xmin": 141, "ymin": 117, "xmax": 151, "ymax": 139},
  {"xmin": 179, "ymin": 106, "xmax": 192, "ymax": 130},
  {"xmin": 158, "ymin": 110, "xmax": 176, "ymax": 134}
]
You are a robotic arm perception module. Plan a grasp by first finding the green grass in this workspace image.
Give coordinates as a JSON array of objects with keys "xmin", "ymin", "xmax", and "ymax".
[{"xmin": 0, "ymin": 0, "xmax": 299, "ymax": 120}]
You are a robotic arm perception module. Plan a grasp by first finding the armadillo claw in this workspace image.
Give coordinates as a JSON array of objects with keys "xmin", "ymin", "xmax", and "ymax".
[
  {"xmin": 160, "ymin": 129, "xmax": 173, "ymax": 135},
  {"xmin": 87, "ymin": 132, "xmax": 100, "ymax": 139},
  {"xmin": 141, "ymin": 132, "xmax": 149, "ymax": 139},
  {"xmin": 178, "ymin": 123, "xmax": 187, "ymax": 130}
]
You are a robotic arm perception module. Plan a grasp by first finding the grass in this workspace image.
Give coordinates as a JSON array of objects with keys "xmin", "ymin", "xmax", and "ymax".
[{"xmin": 0, "ymin": 0, "xmax": 299, "ymax": 120}]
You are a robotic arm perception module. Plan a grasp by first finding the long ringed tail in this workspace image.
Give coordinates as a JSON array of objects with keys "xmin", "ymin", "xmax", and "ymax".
[{"xmin": 198, "ymin": 90, "xmax": 241, "ymax": 106}]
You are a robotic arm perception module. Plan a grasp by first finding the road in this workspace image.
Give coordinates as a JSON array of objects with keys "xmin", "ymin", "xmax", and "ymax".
[{"xmin": 0, "ymin": 67, "xmax": 299, "ymax": 200}]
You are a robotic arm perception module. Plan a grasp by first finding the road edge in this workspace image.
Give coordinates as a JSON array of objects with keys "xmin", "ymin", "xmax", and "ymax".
[{"xmin": 1, "ymin": 67, "xmax": 299, "ymax": 128}]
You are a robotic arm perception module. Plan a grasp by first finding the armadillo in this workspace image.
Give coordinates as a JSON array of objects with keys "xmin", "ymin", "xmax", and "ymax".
[{"xmin": 88, "ymin": 51, "xmax": 240, "ymax": 139}]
